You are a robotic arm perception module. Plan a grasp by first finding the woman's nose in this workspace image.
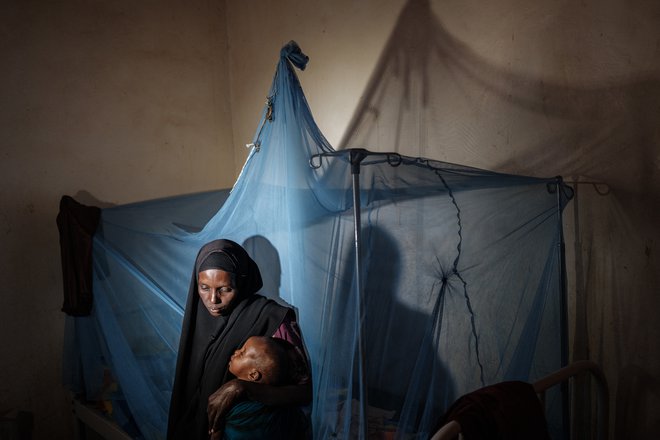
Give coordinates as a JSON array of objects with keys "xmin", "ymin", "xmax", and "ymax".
[{"xmin": 210, "ymin": 292, "xmax": 220, "ymax": 303}]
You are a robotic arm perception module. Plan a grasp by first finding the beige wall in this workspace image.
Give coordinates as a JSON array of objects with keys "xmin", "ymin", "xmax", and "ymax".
[
  {"xmin": 1, "ymin": 0, "xmax": 658, "ymax": 438},
  {"xmin": 1, "ymin": 1, "xmax": 234, "ymax": 438}
]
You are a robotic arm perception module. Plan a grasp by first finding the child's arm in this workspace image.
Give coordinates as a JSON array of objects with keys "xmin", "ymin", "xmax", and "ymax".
[{"xmin": 207, "ymin": 379, "xmax": 312, "ymax": 436}]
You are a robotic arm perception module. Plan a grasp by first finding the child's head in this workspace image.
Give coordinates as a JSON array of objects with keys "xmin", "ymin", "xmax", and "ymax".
[{"xmin": 228, "ymin": 336, "xmax": 290, "ymax": 385}]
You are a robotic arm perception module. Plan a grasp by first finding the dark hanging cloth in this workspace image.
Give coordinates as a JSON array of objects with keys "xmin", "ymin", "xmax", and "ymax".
[
  {"xmin": 167, "ymin": 239, "xmax": 291, "ymax": 440},
  {"xmin": 440, "ymin": 381, "xmax": 551, "ymax": 440},
  {"xmin": 56, "ymin": 195, "xmax": 101, "ymax": 316}
]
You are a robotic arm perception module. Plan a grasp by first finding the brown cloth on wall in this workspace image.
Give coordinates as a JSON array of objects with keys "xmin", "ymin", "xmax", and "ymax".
[
  {"xmin": 440, "ymin": 380, "xmax": 551, "ymax": 440},
  {"xmin": 56, "ymin": 195, "xmax": 101, "ymax": 316}
]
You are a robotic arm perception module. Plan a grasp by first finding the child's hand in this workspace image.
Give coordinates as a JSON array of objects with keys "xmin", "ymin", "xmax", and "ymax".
[{"xmin": 209, "ymin": 430, "xmax": 223, "ymax": 440}]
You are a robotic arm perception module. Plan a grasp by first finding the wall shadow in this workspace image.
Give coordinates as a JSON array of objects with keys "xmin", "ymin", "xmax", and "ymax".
[
  {"xmin": 340, "ymin": 0, "xmax": 660, "ymax": 203},
  {"xmin": 362, "ymin": 225, "xmax": 453, "ymax": 431},
  {"xmin": 242, "ymin": 234, "xmax": 283, "ymax": 303},
  {"xmin": 338, "ymin": 0, "xmax": 660, "ymax": 437}
]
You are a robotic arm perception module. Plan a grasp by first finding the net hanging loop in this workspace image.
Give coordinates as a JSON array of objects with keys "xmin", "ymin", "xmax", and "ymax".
[
  {"xmin": 246, "ymin": 96, "xmax": 275, "ymax": 152},
  {"xmin": 309, "ymin": 149, "xmax": 402, "ymax": 169}
]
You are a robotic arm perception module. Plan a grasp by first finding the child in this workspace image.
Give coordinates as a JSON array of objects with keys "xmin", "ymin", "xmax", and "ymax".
[
  {"xmin": 228, "ymin": 336, "xmax": 308, "ymax": 386},
  {"xmin": 216, "ymin": 336, "xmax": 310, "ymax": 439}
]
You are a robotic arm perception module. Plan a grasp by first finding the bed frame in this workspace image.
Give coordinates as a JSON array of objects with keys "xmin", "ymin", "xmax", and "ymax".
[
  {"xmin": 430, "ymin": 360, "xmax": 609, "ymax": 440},
  {"xmin": 72, "ymin": 398, "xmax": 133, "ymax": 440}
]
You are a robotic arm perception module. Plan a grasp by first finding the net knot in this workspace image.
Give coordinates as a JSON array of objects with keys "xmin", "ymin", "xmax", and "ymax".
[{"xmin": 280, "ymin": 40, "xmax": 309, "ymax": 70}]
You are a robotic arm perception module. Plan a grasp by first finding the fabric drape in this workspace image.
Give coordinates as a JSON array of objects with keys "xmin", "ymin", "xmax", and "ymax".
[{"xmin": 57, "ymin": 195, "xmax": 101, "ymax": 316}]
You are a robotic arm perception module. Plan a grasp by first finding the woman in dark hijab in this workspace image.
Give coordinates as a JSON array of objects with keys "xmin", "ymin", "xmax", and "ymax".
[{"xmin": 167, "ymin": 239, "xmax": 311, "ymax": 440}]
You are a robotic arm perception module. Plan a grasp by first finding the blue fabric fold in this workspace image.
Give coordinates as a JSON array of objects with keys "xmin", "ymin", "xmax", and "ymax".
[{"xmin": 281, "ymin": 40, "xmax": 309, "ymax": 70}]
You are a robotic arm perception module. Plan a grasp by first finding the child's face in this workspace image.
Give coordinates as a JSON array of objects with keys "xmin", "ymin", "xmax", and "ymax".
[{"xmin": 228, "ymin": 336, "xmax": 265, "ymax": 381}]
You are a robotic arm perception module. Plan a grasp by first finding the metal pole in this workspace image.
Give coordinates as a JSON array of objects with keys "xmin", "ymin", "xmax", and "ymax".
[
  {"xmin": 350, "ymin": 149, "xmax": 369, "ymax": 440},
  {"xmin": 555, "ymin": 177, "xmax": 570, "ymax": 439},
  {"xmin": 309, "ymin": 148, "xmax": 401, "ymax": 439}
]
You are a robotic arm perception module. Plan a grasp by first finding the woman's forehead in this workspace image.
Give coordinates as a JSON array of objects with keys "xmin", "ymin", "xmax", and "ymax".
[{"xmin": 198, "ymin": 269, "xmax": 233, "ymax": 283}]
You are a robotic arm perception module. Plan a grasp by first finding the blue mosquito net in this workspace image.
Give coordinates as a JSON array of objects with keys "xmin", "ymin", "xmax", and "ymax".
[{"xmin": 62, "ymin": 42, "xmax": 573, "ymax": 440}]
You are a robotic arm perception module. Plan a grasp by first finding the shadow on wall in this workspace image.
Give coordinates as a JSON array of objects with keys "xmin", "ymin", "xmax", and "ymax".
[
  {"xmin": 362, "ymin": 225, "xmax": 454, "ymax": 429},
  {"xmin": 340, "ymin": 0, "xmax": 660, "ymax": 202},
  {"xmin": 339, "ymin": 0, "xmax": 660, "ymax": 437},
  {"xmin": 242, "ymin": 235, "xmax": 283, "ymax": 302}
]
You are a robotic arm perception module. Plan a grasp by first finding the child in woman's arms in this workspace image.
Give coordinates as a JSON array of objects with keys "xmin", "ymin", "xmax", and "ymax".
[{"xmin": 210, "ymin": 336, "xmax": 310, "ymax": 440}]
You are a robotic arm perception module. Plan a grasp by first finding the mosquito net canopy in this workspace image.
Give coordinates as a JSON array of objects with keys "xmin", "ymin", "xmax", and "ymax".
[{"xmin": 63, "ymin": 42, "xmax": 572, "ymax": 439}]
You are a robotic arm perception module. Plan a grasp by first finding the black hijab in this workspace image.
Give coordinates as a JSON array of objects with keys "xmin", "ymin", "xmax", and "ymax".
[{"xmin": 167, "ymin": 239, "xmax": 290, "ymax": 440}]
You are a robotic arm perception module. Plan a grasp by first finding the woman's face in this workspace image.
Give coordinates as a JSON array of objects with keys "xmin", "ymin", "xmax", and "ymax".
[{"xmin": 197, "ymin": 269, "xmax": 239, "ymax": 316}]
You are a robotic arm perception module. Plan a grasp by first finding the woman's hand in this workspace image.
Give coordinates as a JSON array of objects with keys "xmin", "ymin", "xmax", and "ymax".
[{"xmin": 207, "ymin": 379, "xmax": 247, "ymax": 436}]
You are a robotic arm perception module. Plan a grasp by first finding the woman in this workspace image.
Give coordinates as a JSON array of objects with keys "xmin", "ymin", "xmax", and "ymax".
[{"xmin": 167, "ymin": 239, "xmax": 312, "ymax": 439}]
